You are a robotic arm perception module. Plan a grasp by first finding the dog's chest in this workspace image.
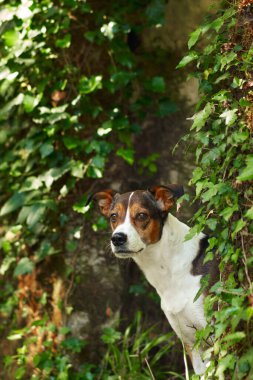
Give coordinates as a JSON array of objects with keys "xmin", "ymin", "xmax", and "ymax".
[
  {"xmin": 139, "ymin": 261, "xmax": 201, "ymax": 314},
  {"xmin": 135, "ymin": 258, "xmax": 206, "ymax": 342}
]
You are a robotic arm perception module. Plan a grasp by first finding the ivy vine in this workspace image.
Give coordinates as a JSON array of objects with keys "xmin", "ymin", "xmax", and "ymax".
[{"xmin": 178, "ymin": 1, "xmax": 253, "ymax": 378}]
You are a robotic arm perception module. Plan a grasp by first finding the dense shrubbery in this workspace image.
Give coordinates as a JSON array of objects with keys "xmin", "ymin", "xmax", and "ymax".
[
  {"xmin": 0, "ymin": 0, "xmax": 252, "ymax": 379},
  {"xmin": 0, "ymin": 0, "xmax": 177, "ymax": 378},
  {"xmin": 178, "ymin": 1, "xmax": 253, "ymax": 378}
]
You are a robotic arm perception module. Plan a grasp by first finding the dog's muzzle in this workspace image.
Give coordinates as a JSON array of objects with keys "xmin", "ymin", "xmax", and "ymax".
[{"xmin": 111, "ymin": 232, "xmax": 144, "ymax": 258}]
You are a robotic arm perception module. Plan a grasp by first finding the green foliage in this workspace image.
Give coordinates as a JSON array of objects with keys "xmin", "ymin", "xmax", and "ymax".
[
  {"xmin": 100, "ymin": 311, "xmax": 176, "ymax": 380},
  {"xmin": 0, "ymin": 0, "xmax": 177, "ymax": 378},
  {"xmin": 179, "ymin": 1, "xmax": 253, "ymax": 378}
]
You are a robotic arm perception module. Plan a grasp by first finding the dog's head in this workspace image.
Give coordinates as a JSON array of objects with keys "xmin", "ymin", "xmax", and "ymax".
[{"xmin": 88, "ymin": 185, "xmax": 184, "ymax": 258}]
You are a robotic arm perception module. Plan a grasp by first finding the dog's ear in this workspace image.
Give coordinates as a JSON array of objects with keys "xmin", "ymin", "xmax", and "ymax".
[
  {"xmin": 148, "ymin": 185, "xmax": 184, "ymax": 212},
  {"xmin": 86, "ymin": 189, "xmax": 116, "ymax": 217}
]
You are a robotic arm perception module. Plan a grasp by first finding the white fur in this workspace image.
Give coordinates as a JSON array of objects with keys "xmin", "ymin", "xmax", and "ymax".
[
  {"xmin": 131, "ymin": 213, "xmax": 208, "ymax": 375},
  {"xmin": 110, "ymin": 193, "xmax": 208, "ymax": 374}
]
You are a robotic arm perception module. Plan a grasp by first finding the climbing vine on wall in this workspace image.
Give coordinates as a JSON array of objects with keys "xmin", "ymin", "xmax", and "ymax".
[{"xmin": 178, "ymin": 1, "xmax": 253, "ymax": 378}]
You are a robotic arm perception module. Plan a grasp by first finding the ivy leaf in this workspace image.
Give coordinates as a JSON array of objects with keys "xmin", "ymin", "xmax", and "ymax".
[
  {"xmin": 176, "ymin": 51, "xmax": 198, "ymax": 69},
  {"xmin": 73, "ymin": 196, "xmax": 90, "ymax": 215},
  {"xmin": 21, "ymin": 177, "xmax": 42, "ymax": 191},
  {"xmin": 55, "ymin": 33, "xmax": 71, "ymax": 48},
  {"xmin": 14, "ymin": 257, "xmax": 35, "ymax": 277},
  {"xmin": 41, "ymin": 162, "xmax": 71, "ymax": 188},
  {"xmin": 40, "ymin": 143, "xmax": 54, "ymax": 158},
  {"xmin": 0, "ymin": 192, "xmax": 26, "ymax": 216},
  {"xmin": 237, "ymin": 155, "xmax": 253, "ymax": 181},
  {"xmin": 23, "ymin": 94, "xmax": 41, "ymax": 113},
  {"xmin": 184, "ymin": 224, "xmax": 203, "ymax": 241},
  {"xmin": 210, "ymin": 17, "xmax": 224, "ymax": 32},
  {"xmin": 63, "ymin": 136, "xmax": 81, "ymax": 150},
  {"xmin": 189, "ymin": 102, "xmax": 213, "ymax": 131},
  {"xmin": 191, "ymin": 167, "xmax": 204, "ymax": 184},
  {"xmin": 194, "ymin": 274, "xmax": 210, "ymax": 302},
  {"xmin": 92, "ymin": 155, "xmax": 105, "ymax": 169},
  {"xmin": 239, "ymin": 98, "xmax": 251, "ymax": 107},
  {"xmin": 26, "ymin": 204, "xmax": 46, "ymax": 227},
  {"xmin": 116, "ymin": 148, "xmax": 134, "ymax": 165},
  {"xmin": 79, "ymin": 75, "xmax": 102, "ymax": 94},
  {"xmin": 232, "ymin": 130, "xmax": 249, "ymax": 143},
  {"xmin": 188, "ymin": 28, "xmax": 202, "ymax": 49},
  {"xmin": 206, "ymin": 218, "xmax": 217, "ymax": 231},
  {"xmin": 220, "ymin": 109, "xmax": 237, "ymax": 126},
  {"xmin": 220, "ymin": 205, "xmax": 238, "ymax": 221},
  {"xmin": 0, "ymin": 94, "xmax": 24, "ymax": 120},
  {"xmin": 201, "ymin": 185, "xmax": 218, "ymax": 202},
  {"xmin": 245, "ymin": 206, "xmax": 253, "ymax": 219},
  {"xmin": 232, "ymin": 219, "xmax": 246, "ymax": 238},
  {"xmin": 97, "ymin": 120, "xmax": 112, "ymax": 136}
]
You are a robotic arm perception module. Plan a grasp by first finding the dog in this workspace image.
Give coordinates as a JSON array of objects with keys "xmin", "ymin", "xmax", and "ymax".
[{"xmin": 88, "ymin": 184, "xmax": 218, "ymax": 375}]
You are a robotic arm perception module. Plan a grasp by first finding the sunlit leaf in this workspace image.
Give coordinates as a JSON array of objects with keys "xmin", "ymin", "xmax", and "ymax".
[
  {"xmin": 116, "ymin": 148, "xmax": 134, "ymax": 165},
  {"xmin": 55, "ymin": 33, "xmax": 71, "ymax": 48},
  {"xmin": 189, "ymin": 102, "xmax": 213, "ymax": 131},
  {"xmin": 188, "ymin": 28, "xmax": 202, "ymax": 49},
  {"xmin": 245, "ymin": 206, "xmax": 253, "ymax": 219},
  {"xmin": 2, "ymin": 29, "xmax": 20, "ymax": 47},
  {"xmin": 237, "ymin": 156, "xmax": 253, "ymax": 181},
  {"xmin": 79, "ymin": 75, "xmax": 102, "ymax": 94},
  {"xmin": 23, "ymin": 94, "xmax": 41, "ymax": 113},
  {"xmin": 100, "ymin": 21, "xmax": 118, "ymax": 39},
  {"xmin": 176, "ymin": 51, "xmax": 198, "ymax": 68}
]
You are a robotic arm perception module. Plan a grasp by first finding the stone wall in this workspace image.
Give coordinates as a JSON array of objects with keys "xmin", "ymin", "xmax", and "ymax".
[{"xmin": 66, "ymin": 0, "xmax": 214, "ymax": 371}]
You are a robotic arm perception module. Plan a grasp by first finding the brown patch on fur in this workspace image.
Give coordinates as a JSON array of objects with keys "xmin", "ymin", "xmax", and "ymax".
[
  {"xmin": 149, "ymin": 184, "xmax": 184, "ymax": 212},
  {"xmin": 128, "ymin": 191, "xmax": 164, "ymax": 244},
  {"xmin": 110, "ymin": 198, "xmax": 128, "ymax": 230},
  {"xmin": 150, "ymin": 186, "xmax": 174, "ymax": 212},
  {"xmin": 129, "ymin": 202, "xmax": 161, "ymax": 244},
  {"xmin": 92, "ymin": 190, "xmax": 116, "ymax": 217}
]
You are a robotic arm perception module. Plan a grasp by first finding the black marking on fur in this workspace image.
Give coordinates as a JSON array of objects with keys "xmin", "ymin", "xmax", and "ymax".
[
  {"xmin": 191, "ymin": 235, "xmax": 219, "ymax": 294},
  {"xmin": 191, "ymin": 235, "xmax": 210, "ymax": 276}
]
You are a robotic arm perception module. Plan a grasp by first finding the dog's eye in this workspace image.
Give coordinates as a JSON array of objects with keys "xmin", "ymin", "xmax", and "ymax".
[
  {"xmin": 110, "ymin": 213, "xmax": 118, "ymax": 223},
  {"xmin": 136, "ymin": 212, "xmax": 149, "ymax": 222}
]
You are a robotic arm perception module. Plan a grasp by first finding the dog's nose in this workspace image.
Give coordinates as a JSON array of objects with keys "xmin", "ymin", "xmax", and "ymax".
[{"xmin": 111, "ymin": 232, "xmax": 127, "ymax": 246}]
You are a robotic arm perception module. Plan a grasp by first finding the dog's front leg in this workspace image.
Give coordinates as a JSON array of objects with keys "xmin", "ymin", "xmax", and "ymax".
[{"xmin": 185, "ymin": 344, "xmax": 207, "ymax": 375}]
